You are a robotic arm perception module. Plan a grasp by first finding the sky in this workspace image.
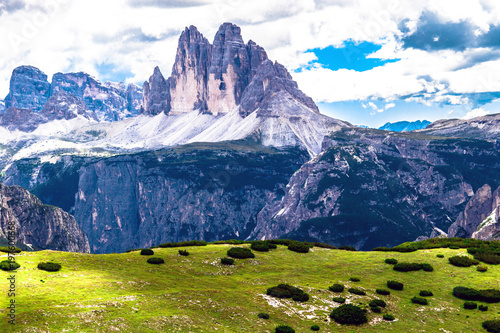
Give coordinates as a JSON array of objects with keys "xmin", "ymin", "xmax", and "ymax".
[{"xmin": 1, "ymin": 0, "xmax": 500, "ymax": 127}]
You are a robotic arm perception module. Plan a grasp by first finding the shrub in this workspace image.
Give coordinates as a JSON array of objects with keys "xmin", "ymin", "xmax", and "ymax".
[
  {"xmin": 221, "ymin": 257, "xmax": 234, "ymax": 265},
  {"xmin": 474, "ymin": 252, "xmax": 500, "ymax": 265},
  {"xmin": 376, "ymin": 289, "xmax": 390, "ymax": 296},
  {"xmin": 267, "ymin": 284, "xmax": 309, "ymax": 302},
  {"xmin": 449, "ymin": 245, "xmax": 460, "ymax": 249},
  {"xmin": 463, "ymin": 301, "xmax": 477, "ymax": 309},
  {"xmin": 330, "ymin": 304, "xmax": 368, "ymax": 325},
  {"xmin": 370, "ymin": 306, "xmax": 381, "ymax": 313},
  {"xmin": 227, "ymin": 247, "xmax": 255, "ymax": 259},
  {"xmin": 478, "ymin": 305, "xmax": 488, "ymax": 311},
  {"xmin": 178, "ymin": 250, "xmax": 189, "ymax": 256},
  {"xmin": 348, "ymin": 288, "xmax": 366, "ymax": 296},
  {"xmin": 275, "ymin": 325, "xmax": 295, "ymax": 333},
  {"xmin": 332, "ymin": 297, "xmax": 346, "ymax": 303},
  {"xmin": 393, "ymin": 262, "xmax": 423, "ymax": 272},
  {"xmin": 349, "ymin": 277, "xmax": 360, "ymax": 282},
  {"xmin": 411, "ymin": 297, "xmax": 428, "ymax": 305},
  {"xmin": 448, "ymin": 256, "xmax": 480, "ymax": 267},
  {"xmin": 147, "ymin": 257, "xmax": 164, "ymax": 264},
  {"xmin": 467, "ymin": 247, "xmax": 478, "ymax": 255},
  {"xmin": 288, "ymin": 241, "xmax": 309, "ymax": 253},
  {"xmin": 158, "ymin": 240, "xmax": 207, "ymax": 248},
  {"xmin": 387, "ymin": 280, "xmax": 403, "ymax": 291},
  {"xmin": 329, "ymin": 284, "xmax": 344, "ymax": 292},
  {"xmin": 383, "ymin": 314, "xmax": 395, "ymax": 321},
  {"xmin": 385, "ymin": 258, "xmax": 398, "ymax": 265},
  {"xmin": 310, "ymin": 324, "xmax": 320, "ymax": 331},
  {"xmin": 37, "ymin": 262, "xmax": 61, "ymax": 272},
  {"xmin": 419, "ymin": 290, "xmax": 433, "ymax": 297},
  {"xmin": 369, "ymin": 299, "xmax": 387, "ymax": 308},
  {"xmin": 267, "ymin": 243, "xmax": 278, "ymax": 249},
  {"xmin": 0, "ymin": 260, "xmax": 20, "ymax": 271},
  {"xmin": 251, "ymin": 241, "xmax": 270, "ymax": 252},
  {"xmin": 477, "ymin": 266, "xmax": 488, "ymax": 272},
  {"xmin": 140, "ymin": 249, "xmax": 154, "ymax": 256},
  {"xmin": 452, "ymin": 286, "xmax": 500, "ymax": 303},
  {"xmin": 338, "ymin": 246, "xmax": 357, "ymax": 251},
  {"xmin": 258, "ymin": 312, "xmax": 269, "ymax": 319},
  {"xmin": 0, "ymin": 246, "xmax": 21, "ymax": 253},
  {"xmin": 483, "ymin": 320, "xmax": 500, "ymax": 333},
  {"xmin": 422, "ymin": 263, "xmax": 434, "ymax": 272},
  {"xmin": 436, "ymin": 254, "xmax": 444, "ymax": 258}
]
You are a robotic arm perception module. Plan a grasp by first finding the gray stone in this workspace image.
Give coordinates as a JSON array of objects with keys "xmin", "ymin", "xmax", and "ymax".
[{"xmin": 4, "ymin": 66, "xmax": 51, "ymax": 112}]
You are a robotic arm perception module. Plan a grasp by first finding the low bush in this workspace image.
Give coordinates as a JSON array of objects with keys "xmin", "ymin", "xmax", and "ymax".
[
  {"xmin": 479, "ymin": 305, "xmax": 488, "ymax": 311},
  {"xmin": 178, "ymin": 250, "xmax": 189, "ymax": 256},
  {"xmin": 419, "ymin": 290, "xmax": 433, "ymax": 297},
  {"xmin": 383, "ymin": 314, "xmax": 395, "ymax": 321},
  {"xmin": 258, "ymin": 312, "xmax": 269, "ymax": 319},
  {"xmin": 267, "ymin": 243, "xmax": 278, "ymax": 249},
  {"xmin": 147, "ymin": 257, "xmax": 164, "ymax": 264},
  {"xmin": 348, "ymin": 288, "xmax": 366, "ymax": 296},
  {"xmin": 158, "ymin": 240, "xmax": 207, "ymax": 248},
  {"xmin": 221, "ymin": 257, "xmax": 234, "ymax": 265},
  {"xmin": 251, "ymin": 241, "xmax": 270, "ymax": 252},
  {"xmin": 448, "ymin": 256, "xmax": 480, "ymax": 267},
  {"xmin": 369, "ymin": 299, "xmax": 387, "ymax": 308},
  {"xmin": 288, "ymin": 241, "xmax": 309, "ymax": 253},
  {"xmin": 370, "ymin": 306, "xmax": 381, "ymax": 313},
  {"xmin": 467, "ymin": 247, "xmax": 478, "ymax": 255},
  {"xmin": 330, "ymin": 304, "xmax": 368, "ymax": 325},
  {"xmin": 387, "ymin": 280, "xmax": 404, "ymax": 291},
  {"xmin": 313, "ymin": 242, "xmax": 336, "ymax": 249},
  {"xmin": 275, "ymin": 325, "xmax": 295, "ymax": 333},
  {"xmin": 477, "ymin": 266, "xmax": 488, "ymax": 272},
  {"xmin": 422, "ymin": 263, "xmax": 434, "ymax": 272},
  {"xmin": 267, "ymin": 284, "xmax": 309, "ymax": 302},
  {"xmin": 332, "ymin": 297, "xmax": 346, "ymax": 303},
  {"xmin": 474, "ymin": 251, "xmax": 500, "ymax": 265},
  {"xmin": 376, "ymin": 289, "xmax": 390, "ymax": 296},
  {"xmin": 329, "ymin": 283, "xmax": 344, "ymax": 292},
  {"xmin": 140, "ymin": 249, "xmax": 154, "ymax": 255},
  {"xmin": 483, "ymin": 320, "xmax": 500, "ymax": 333},
  {"xmin": 211, "ymin": 239, "xmax": 247, "ymax": 245},
  {"xmin": 37, "ymin": 262, "xmax": 61, "ymax": 272},
  {"xmin": 385, "ymin": 258, "xmax": 398, "ymax": 265},
  {"xmin": 436, "ymin": 254, "xmax": 445, "ymax": 258},
  {"xmin": 449, "ymin": 245, "xmax": 460, "ymax": 249},
  {"xmin": 0, "ymin": 246, "xmax": 21, "ymax": 253},
  {"xmin": 411, "ymin": 296, "xmax": 428, "ymax": 305},
  {"xmin": 453, "ymin": 286, "xmax": 500, "ymax": 303},
  {"xmin": 227, "ymin": 247, "xmax": 255, "ymax": 259},
  {"xmin": 310, "ymin": 324, "xmax": 320, "ymax": 331},
  {"xmin": 463, "ymin": 301, "xmax": 477, "ymax": 309},
  {"xmin": 338, "ymin": 246, "xmax": 357, "ymax": 251},
  {"xmin": 0, "ymin": 260, "xmax": 20, "ymax": 271},
  {"xmin": 349, "ymin": 277, "xmax": 360, "ymax": 282}
]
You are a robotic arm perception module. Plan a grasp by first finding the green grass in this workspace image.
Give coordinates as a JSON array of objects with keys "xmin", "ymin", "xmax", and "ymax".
[{"xmin": 0, "ymin": 246, "xmax": 498, "ymax": 332}]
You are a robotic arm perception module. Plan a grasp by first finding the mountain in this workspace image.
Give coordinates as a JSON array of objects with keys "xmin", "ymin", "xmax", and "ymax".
[
  {"xmin": 1, "ymin": 65, "xmax": 143, "ymax": 131},
  {"xmin": 447, "ymin": 184, "xmax": 500, "ymax": 240},
  {"xmin": 251, "ymin": 128, "xmax": 500, "ymax": 249},
  {"xmin": 421, "ymin": 113, "xmax": 500, "ymax": 139},
  {"xmin": 379, "ymin": 120, "xmax": 431, "ymax": 132},
  {"xmin": 0, "ymin": 182, "xmax": 89, "ymax": 252}
]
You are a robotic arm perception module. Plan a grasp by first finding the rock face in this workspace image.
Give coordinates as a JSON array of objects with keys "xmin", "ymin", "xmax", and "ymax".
[
  {"xmin": 251, "ymin": 129, "xmax": 500, "ymax": 249},
  {"xmin": 422, "ymin": 113, "xmax": 500, "ymax": 139},
  {"xmin": 4, "ymin": 66, "xmax": 51, "ymax": 112},
  {"xmin": 379, "ymin": 120, "xmax": 431, "ymax": 132},
  {"xmin": 41, "ymin": 91, "xmax": 97, "ymax": 121},
  {"xmin": 142, "ymin": 23, "xmax": 317, "ymax": 117},
  {"xmin": 0, "ymin": 107, "xmax": 43, "ymax": 132},
  {"xmin": 448, "ymin": 184, "xmax": 500, "ymax": 240},
  {"xmin": 51, "ymin": 72, "xmax": 142, "ymax": 121},
  {"xmin": 0, "ymin": 183, "xmax": 90, "ymax": 252}
]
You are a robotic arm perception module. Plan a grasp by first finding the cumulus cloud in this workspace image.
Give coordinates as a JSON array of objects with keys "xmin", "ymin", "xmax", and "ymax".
[{"xmin": 462, "ymin": 108, "xmax": 490, "ymax": 119}]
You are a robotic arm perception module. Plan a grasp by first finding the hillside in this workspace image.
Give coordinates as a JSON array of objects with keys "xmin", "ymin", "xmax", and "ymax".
[{"xmin": 1, "ymin": 242, "xmax": 498, "ymax": 332}]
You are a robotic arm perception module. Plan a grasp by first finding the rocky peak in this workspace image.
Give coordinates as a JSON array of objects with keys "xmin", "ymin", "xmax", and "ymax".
[
  {"xmin": 0, "ymin": 182, "xmax": 90, "ymax": 252},
  {"xmin": 142, "ymin": 66, "xmax": 170, "ymax": 116},
  {"xmin": 448, "ymin": 184, "xmax": 500, "ymax": 239},
  {"xmin": 41, "ymin": 90, "xmax": 97, "ymax": 121},
  {"xmin": 4, "ymin": 65, "xmax": 51, "ymax": 112}
]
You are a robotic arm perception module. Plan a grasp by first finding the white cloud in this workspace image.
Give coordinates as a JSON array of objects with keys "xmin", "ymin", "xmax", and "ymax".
[
  {"xmin": 462, "ymin": 108, "xmax": 490, "ymax": 119},
  {"xmin": 385, "ymin": 103, "xmax": 395, "ymax": 110}
]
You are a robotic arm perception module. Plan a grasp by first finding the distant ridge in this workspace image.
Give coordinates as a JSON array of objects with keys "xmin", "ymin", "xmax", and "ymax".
[{"xmin": 379, "ymin": 120, "xmax": 431, "ymax": 132}]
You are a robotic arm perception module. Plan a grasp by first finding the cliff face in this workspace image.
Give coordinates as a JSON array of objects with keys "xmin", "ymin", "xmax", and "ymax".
[
  {"xmin": 4, "ymin": 66, "xmax": 51, "ymax": 112},
  {"xmin": 447, "ymin": 184, "xmax": 500, "ymax": 240},
  {"xmin": 0, "ymin": 183, "xmax": 90, "ymax": 252},
  {"xmin": 251, "ymin": 129, "xmax": 500, "ymax": 249}
]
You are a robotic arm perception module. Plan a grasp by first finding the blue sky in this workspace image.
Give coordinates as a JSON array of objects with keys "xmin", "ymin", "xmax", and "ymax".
[{"xmin": 1, "ymin": 0, "xmax": 500, "ymax": 127}]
